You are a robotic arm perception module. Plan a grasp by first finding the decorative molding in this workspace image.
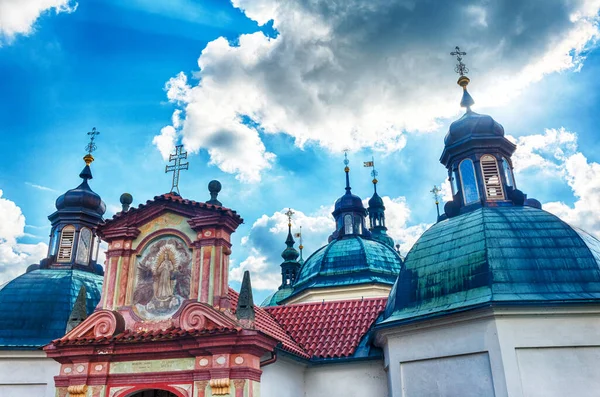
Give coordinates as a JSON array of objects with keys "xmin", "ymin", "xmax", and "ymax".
[
  {"xmin": 134, "ymin": 228, "xmax": 194, "ymax": 254},
  {"xmin": 67, "ymin": 384, "xmax": 88, "ymax": 397},
  {"xmin": 178, "ymin": 302, "xmax": 239, "ymax": 331},
  {"xmin": 209, "ymin": 378, "xmax": 230, "ymax": 395},
  {"xmin": 99, "ymin": 226, "xmax": 141, "ymax": 242},
  {"xmin": 64, "ymin": 310, "xmax": 125, "ymax": 340}
]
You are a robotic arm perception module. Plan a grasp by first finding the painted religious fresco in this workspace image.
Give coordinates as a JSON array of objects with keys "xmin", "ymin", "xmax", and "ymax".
[{"xmin": 132, "ymin": 236, "xmax": 192, "ymax": 320}]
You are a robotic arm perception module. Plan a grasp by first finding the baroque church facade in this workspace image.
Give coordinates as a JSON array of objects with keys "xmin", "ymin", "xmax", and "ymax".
[{"xmin": 1, "ymin": 71, "xmax": 600, "ymax": 397}]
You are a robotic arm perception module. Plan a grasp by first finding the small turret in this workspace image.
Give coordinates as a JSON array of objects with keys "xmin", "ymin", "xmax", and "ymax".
[
  {"xmin": 366, "ymin": 160, "xmax": 394, "ymax": 248},
  {"xmin": 44, "ymin": 128, "xmax": 105, "ymax": 274}
]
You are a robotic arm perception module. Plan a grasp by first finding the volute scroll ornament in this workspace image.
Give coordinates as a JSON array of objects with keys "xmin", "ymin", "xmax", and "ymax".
[{"xmin": 65, "ymin": 310, "xmax": 125, "ymax": 340}]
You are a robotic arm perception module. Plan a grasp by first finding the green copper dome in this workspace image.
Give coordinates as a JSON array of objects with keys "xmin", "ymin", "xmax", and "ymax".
[
  {"xmin": 0, "ymin": 269, "xmax": 103, "ymax": 349},
  {"xmin": 260, "ymin": 286, "xmax": 294, "ymax": 307},
  {"xmin": 380, "ymin": 206, "xmax": 600, "ymax": 326},
  {"xmin": 286, "ymin": 235, "xmax": 403, "ymax": 300}
]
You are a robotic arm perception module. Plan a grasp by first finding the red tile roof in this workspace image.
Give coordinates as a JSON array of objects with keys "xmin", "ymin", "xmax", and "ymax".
[
  {"xmin": 228, "ymin": 288, "xmax": 310, "ymax": 359},
  {"xmin": 265, "ymin": 297, "xmax": 387, "ymax": 359},
  {"xmin": 52, "ymin": 326, "xmax": 238, "ymax": 346}
]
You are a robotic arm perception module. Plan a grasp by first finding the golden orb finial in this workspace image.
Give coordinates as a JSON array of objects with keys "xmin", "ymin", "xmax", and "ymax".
[{"xmin": 83, "ymin": 153, "xmax": 94, "ymax": 165}]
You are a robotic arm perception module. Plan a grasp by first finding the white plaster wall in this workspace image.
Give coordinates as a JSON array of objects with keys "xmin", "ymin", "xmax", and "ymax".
[
  {"xmin": 304, "ymin": 360, "xmax": 388, "ymax": 397},
  {"xmin": 494, "ymin": 311, "xmax": 600, "ymax": 397},
  {"xmin": 379, "ymin": 307, "xmax": 600, "ymax": 397},
  {"xmin": 261, "ymin": 357, "xmax": 305, "ymax": 397},
  {"xmin": 381, "ymin": 312, "xmax": 505, "ymax": 397},
  {"xmin": 400, "ymin": 352, "xmax": 495, "ymax": 397},
  {"xmin": 0, "ymin": 351, "xmax": 59, "ymax": 397}
]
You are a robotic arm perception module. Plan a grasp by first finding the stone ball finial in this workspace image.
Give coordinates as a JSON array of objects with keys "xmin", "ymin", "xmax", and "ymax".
[
  {"xmin": 208, "ymin": 180, "xmax": 222, "ymax": 194},
  {"xmin": 207, "ymin": 180, "xmax": 223, "ymax": 206},
  {"xmin": 120, "ymin": 193, "xmax": 133, "ymax": 212}
]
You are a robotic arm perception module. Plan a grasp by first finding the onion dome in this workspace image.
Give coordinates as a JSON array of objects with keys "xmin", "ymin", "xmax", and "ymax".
[
  {"xmin": 287, "ymin": 235, "xmax": 403, "ymax": 300},
  {"xmin": 282, "ymin": 227, "xmax": 300, "ymax": 262},
  {"xmin": 0, "ymin": 269, "xmax": 103, "ymax": 348},
  {"xmin": 333, "ymin": 158, "xmax": 367, "ymax": 217},
  {"xmin": 444, "ymin": 111, "xmax": 505, "ymax": 147},
  {"xmin": 380, "ymin": 206, "xmax": 600, "ymax": 326},
  {"xmin": 55, "ymin": 157, "xmax": 106, "ymax": 217}
]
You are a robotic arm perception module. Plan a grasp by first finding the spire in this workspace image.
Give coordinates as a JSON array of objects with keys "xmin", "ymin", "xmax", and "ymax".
[
  {"xmin": 344, "ymin": 150, "xmax": 351, "ymax": 193},
  {"xmin": 66, "ymin": 286, "xmax": 88, "ymax": 333},
  {"xmin": 366, "ymin": 158, "xmax": 394, "ymax": 248},
  {"xmin": 297, "ymin": 226, "xmax": 304, "ymax": 264},
  {"xmin": 450, "ymin": 46, "xmax": 474, "ymax": 111},
  {"xmin": 279, "ymin": 209, "xmax": 301, "ymax": 288},
  {"xmin": 236, "ymin": 271, "xmax": 255, "ymax": 326},
  {"xmin": 430, "ymin": 185, "xmax": 441, "ymax": 220}
]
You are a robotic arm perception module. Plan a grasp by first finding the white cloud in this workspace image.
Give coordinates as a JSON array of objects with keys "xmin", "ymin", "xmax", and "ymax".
[
  {"xmin": 0, "ymin": 0, "xmax": 77, "ymax": 44},
  {"xmin": 511, "ymin": 128, "xmax": 600, "ymax": 238},
  {"xmin": 159, "ymin": 0, "xmax": 600, "ymax": 181},
  {"xmin": 230, "ymin": 207, "xmax": 333, "ymax": 290},
  {"xmin": 0, "ymin": 190, "xmax": 48, "ymax": 283},
  {"xmin": 25, "ymin": 182, "xmax": 58, "ymax": 193}
]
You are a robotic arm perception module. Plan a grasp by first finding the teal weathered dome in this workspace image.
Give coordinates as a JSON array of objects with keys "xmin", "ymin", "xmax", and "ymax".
[
  {"xmin": 0, "ymin": 269, "xmax": 103, "ymax": 348},
  {"xmin": 260, "ymin": 286, "xmax": 294, "ymax": 307},
  {"xmin": 381, "ymin": 206, "xmax": 600, "ymax": 326},
  {"xmin": 288, "ymin": 235, "xmax": 403, "ymax": 300}
]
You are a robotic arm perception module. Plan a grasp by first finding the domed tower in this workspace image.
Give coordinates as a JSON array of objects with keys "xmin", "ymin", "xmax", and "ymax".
[
  {"xmin": 366, "ymin": 161, "xmax": 395, "ymax": 248},
  {"xmin": 281, "ymin": 155, "xmax": 403, "ymax": 304},
  {"xmin": 440, "ymin": 72, "xmax": 524, "ymax": 217},
  {"xmin": 261, "ymin": 209, "xmax": 302, "ymax": 307},
  {"xmin": 377, "ymin": 51, "xmax": 600, "ymax": 396},
  {"xmin": 44, "ymin": 152, "xmax": 106, "ymax": 273},
  {"xmin": 0, "ymin": 129, "xmax": 105, "ymax": 349}
]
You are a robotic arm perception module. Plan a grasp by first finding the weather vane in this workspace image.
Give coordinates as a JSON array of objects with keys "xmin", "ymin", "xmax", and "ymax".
[
  {"xmin": 285, "ymin": 208, "xmax": 295, "ymax": 226},
  {"xmin": 165, "ymin": 145, "xmax": 189, "ymax": 195},
  {"xmin": 85, "ymin": 127, "xmax": 100, "ymax": 155},
  {"xmin": 363, "ymin": 157, "xmax": 378, "ymax": 179},
  {"xmin": 343, "ymin": 149, "xmax": 350, "ymax": 167},
  {"xmin": 450, "ymin": 46, "xmax": 468, "ymax": 76},
  {"xmin": 430, "ymin": 185, "xmax": 441, "ymax": 219}
]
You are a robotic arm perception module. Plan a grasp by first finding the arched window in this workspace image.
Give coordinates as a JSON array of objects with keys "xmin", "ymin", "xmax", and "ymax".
[
  {"xmin": 344, "ymin": 214, "xmax": 354, "ymax": 234},
  {"xmin": 502, "ymin": 157, "xmax": 515, "ymax": 188},
  {"xmin": 480, "ymin": 155, "xmax": 505, "ymax": 200},
  {"xmin": 459, "ymin": 159, "xmax": 480, "ymax": 205},
  {"xmin": 57, "ymin": 225, "xmax": 76, "ymax": 262},
  {"xmin": 76, "ymin": 227, "xmax": 93, "ymax": 265}
]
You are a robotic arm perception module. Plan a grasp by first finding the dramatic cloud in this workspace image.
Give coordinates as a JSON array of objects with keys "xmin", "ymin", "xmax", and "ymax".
[
  {"xmin": 510, "ymin": 128, "xmax": 600, "ymax": 238},
  {"xmin": 0, "ymin": 0, "xmax": 77, "ymax": 44},
  {"xmin": 158, "ymin": 0, "xmax": 600, "ymax": 181},
  {"xmin": 231, "ymin": 198, "xmax": 429, "ymax": 291},
  {"xmin": 0, "ymin": 190, "xmax": 47, "ymax": 284}
]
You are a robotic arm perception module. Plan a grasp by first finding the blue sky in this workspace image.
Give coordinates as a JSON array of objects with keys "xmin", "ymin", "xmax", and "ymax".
[{"xmin": 1, "ymin": 0, "xmax": 600, "ymax": 303}]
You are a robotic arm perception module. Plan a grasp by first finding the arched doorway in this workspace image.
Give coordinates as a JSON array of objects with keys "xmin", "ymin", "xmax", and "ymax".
[{"xmin": 128, "ymin": 390, "xmax": 177, "ymax": 397}]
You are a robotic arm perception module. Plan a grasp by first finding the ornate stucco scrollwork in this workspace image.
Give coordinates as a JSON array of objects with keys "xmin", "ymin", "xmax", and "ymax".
[
  {"xmin": 209, "ymin": 378, "xmax": 230, "ymax": 395},
  {"xmin": 67, "ymin": 384, "xmax": 88, "ymax": 397},
  {"xmin": 65, "ymin": 310, "xmax": 125, "ymax": 340},
  {"xmin": 180, "ymin": 303, "xmax": 207, "ymax": 330}
]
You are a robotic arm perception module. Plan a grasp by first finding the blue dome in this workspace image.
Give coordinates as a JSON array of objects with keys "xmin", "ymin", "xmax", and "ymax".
[
  {"xmin": 0, "ymin": 269, "xmax": 103, "ymax": 348},
  {"xmin": 334, "ymin": 191, "xmax": 365, "ymax": 214},
  {"xmin": 55, "ymin": 165, "xmax": 106, "ymax": 217},
  {"xmin": 444, "ymin": 110, "xmax": 505, "ymax": 147},
  {"xmin": 260, "ymin": 286, "xmax": 294, "ymax": 307},
  {"xmin": 288, "ymin": 236, "xmax": 403, "ymax": 299},
  {"xmin": 368, "ymin": 192, "xmax": 384, "ymax": 208},
  {"xmin": 381, "ymin": 206, "xmax": 600, "ymax": 326}
]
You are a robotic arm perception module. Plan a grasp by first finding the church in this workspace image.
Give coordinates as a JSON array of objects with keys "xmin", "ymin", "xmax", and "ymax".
[{"xmin": 1, "ymin": 65, "xmax": 600, "ymax": 397}]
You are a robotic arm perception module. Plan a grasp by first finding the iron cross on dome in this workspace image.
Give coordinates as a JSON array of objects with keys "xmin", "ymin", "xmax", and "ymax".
[
  {"xmin": 165, "ymin": 145, "xmax": 189, "ymax": 195},
  {"xmin": 450, "ymin": 46, "xmax": 469, "ymax": 76}
]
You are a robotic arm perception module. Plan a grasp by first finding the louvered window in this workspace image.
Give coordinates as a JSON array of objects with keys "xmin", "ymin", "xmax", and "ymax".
[
  {"xmin": 57, "ymin": 225, "xmax": 76, "ymax": 262},
  {"xmin": 502, "ymin": 157, "xmax": 515, "ymax": 188},
  {"xmin": 480, "ymin": 155, "xmax": 505, "ymax": 200}
]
